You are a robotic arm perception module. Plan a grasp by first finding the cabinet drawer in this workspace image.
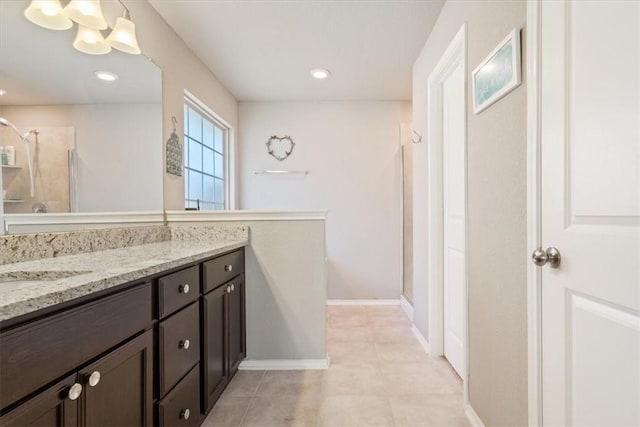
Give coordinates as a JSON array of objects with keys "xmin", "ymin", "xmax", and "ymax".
[
  {"xmin": 0, "ymin": 283, "xmax": 152, "ymax": 410},
  {"xmin": 158, "ymin": 266, "xmax": 199, "ymax": 318},
  {"xmin": 157, "ymin": 363, "xmax": 200, "ymax": 427},
  {"xmin": 203, "ymin": 249, "xmax": 244, "ymax": 293},
  {"xmin": 159, "ymin": 302, "xmax": 200, "ymax": 397}
]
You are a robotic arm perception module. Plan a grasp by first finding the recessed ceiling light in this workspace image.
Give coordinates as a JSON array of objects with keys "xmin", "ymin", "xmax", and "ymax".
[
  {"xmin": 310, "ymin": 68, "xmax": 331, "ymax": 80},
  {"xmin": 0, "ymin": 89, "xmax": 6, "ymax": 96},
  {"xmin": 94, "ymin": 71, "xmax": 118, "ymax": 82}
]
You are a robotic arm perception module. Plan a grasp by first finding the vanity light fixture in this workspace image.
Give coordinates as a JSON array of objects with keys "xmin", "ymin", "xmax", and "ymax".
[
  {"xmin": 310, "ymin": 68, "xmax": 331, "ymax": 80},
  {"xmin": 24, "ymin": 0, "xmax": 141, "ymax": 56},
  {"xmin": 73, "ymin": 25, "xmax": 111, "ymax": 55},
  {"xmin": 105, "ymin": 8, "xmax": 141, "ymax": 55},
  {"xmin": 94, "ymin": 70, "xmax": 118, "ymax": 82},
  {"xmin": 0, "ymin": 89, "xmax": 6, "ymax": 96},
  {"xmin": 62, "ymin": 0, "xmax": 107, "ymax": 30},
  {"xmin": 24, "ymin": 0, "xmax": 73, "ymax": 30}
]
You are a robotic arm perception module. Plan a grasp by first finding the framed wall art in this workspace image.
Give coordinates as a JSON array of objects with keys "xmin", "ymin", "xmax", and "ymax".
[{"xmin": 472, "ymin": 29, "xmax": 522, "ymax": 114}]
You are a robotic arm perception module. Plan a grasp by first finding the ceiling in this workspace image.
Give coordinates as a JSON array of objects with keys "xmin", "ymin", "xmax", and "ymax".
[
  {"xmin": 148, "ymin": 0, "xmax": 445, "ymax": 102},
  {"xmin": 0, "ymin": 0, "xmax": 161, "ymax": 106}
]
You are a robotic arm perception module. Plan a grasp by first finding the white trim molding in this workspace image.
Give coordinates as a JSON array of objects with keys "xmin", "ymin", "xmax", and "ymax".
[
  {"xmin": 326, "ymin": 299, "xmax": 400, "ymax": 306},
  {"xmin": 426, "ymin": 23, "xmax": 469, "ymax": 407},
  {"xmin": 411, "ymin": 325, "xmax": 430, "ymax": 355},
  {"xmin": 465, "ymin": 404, "xmax": 486, "ymax": 427},
  {"xmin": 166, "ymin": 210, "xmax": 327, "ymax": 223},
  {"xmin": 3, "ymin": 211, "xmax": 164, "ymax": 234},
  {"xmin": 526, "ymin": 0, "xmax": 543, "ymax": 425},
  {"xmin": 239, "ymin": 358, "xmax": 330, "ymax": 370},
  {"xmin": 427, "ymin": 23, "xmax": 467, "ymax": 359},
  {"xmin": 400, "ymin": 295, "xmax": 414, "ymax": 321}
]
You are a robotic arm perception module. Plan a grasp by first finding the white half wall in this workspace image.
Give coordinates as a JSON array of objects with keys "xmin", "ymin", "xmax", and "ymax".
[
  {"xmin": 238, "ymin": 101, "xmax": 410, "ymax": 299},
  {"xmin": 167, "ymin": 211, "xmax": 327, "ymax": 362}
]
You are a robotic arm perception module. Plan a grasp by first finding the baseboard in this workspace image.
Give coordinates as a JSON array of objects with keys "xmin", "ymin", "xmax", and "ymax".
[
  {"xmin": 411, "ymin": 325, "xmax": 430, "ymax": 355},
  {"xmin": 239, "ymin": 358, "xmax": 330, "ymax": 370},
  {"xmin": 326, "ymin": 299, "xmax": 400, "ymax": 306},
  {"xmin": 400, "ymin": 295, "xmax": 414, "ymax": 321},
  {"xmin": 465, "ymin": 404, "xmax": 486, "ymax": 427}
]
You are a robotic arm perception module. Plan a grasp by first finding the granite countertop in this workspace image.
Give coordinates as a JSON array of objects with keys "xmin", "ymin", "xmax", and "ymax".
[{"xmin": 0, "ymin": 235, "xmax": 248, "ymax": 322}]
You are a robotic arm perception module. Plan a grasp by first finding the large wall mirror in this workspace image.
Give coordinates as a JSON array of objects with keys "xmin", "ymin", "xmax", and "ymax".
[{"xmin": 0, "ymin": 0, "xmax": 162, "ymax": 228}]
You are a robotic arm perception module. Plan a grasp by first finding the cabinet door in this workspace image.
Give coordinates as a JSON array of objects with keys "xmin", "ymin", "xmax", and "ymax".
[
  {"xmin": 228, "ymin": 275, "xmax": 246, "ymax": 376},
  {"xmin": 202, "ymin": 285, "xmax": 228, "ymax": 413},
  {"xmin": 0, "ymin": 374, "xmax": 79, "ymax": 427},
  {"xmin": 80, "ymin": 330, "xmax": 153, "ymax": 427}
]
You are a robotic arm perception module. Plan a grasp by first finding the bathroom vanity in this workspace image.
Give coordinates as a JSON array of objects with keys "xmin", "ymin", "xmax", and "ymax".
[{"xmin": 0, "ymin": 226, "xmax": 247, "ymax": 426}]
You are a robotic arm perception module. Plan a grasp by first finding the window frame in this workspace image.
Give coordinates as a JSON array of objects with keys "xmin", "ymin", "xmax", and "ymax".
[{"xmin": 183, "ymin": 92, "xmax": 233, "ymax": 210}]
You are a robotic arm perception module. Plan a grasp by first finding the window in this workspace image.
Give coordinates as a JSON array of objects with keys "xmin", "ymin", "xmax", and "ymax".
[{"xmin": 183, "ymin": 99, "xmax": 228, "ymax": 210}]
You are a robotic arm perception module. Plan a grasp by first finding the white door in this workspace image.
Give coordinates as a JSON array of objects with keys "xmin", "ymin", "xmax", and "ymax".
[
  {"xmin": 442, "ymin": 62, "xmax": 465, "ymax": 377},
  {"xmin": 540, "ymin": 1, "xmax": 640, "ymax": 425}
]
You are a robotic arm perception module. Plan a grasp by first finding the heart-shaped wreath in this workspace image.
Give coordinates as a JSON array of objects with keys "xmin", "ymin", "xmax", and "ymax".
[{"xmin": 266, "ymin": 135, "xmax": 295, "ymax": 161}]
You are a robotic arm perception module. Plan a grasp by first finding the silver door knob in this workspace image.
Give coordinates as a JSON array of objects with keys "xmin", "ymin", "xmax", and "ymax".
[
  {"xmin": 68, "ymin": 383, "xmax": 83, "ymax": 400},
  {"xmin": 226, "ymin": 285, "xmax": 231, "ymax": 293},
  {"xmin": 532, "ymin": 247, "xmax": 561, "ymax": 268},
  {"xmin": 88, "ymin": 371, "xmax": 101, "ymax": 387},
  {"xmin": 180, "ymin": 339, "xmax": 190, "ymax": 350},
  {"xmin": 230, "ymin": 284, "xmax": 235, "ymax": 292},
  {"xmin": 179, "ymin": 284, "xmax": 190, "ymax": 294},
  {"xmin": 180, "ymin": 409, "xmax": 191, "ymax": 420},
  {"xmin": 225, "ymin": 264, "xmax": 233, "ymax": 272}
]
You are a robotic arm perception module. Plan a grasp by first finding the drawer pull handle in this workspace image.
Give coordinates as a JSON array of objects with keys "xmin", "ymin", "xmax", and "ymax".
[
  {"xmin": 68, "ymin": 383, "xmax": 83, "ymax": 400},
  {"xmin": 226, "ymin": 285, "xmax": 231, "ymax": 294},
  {"xmin": 180, "ymin": 339, "xmax": 191, "ymax": 350},
  {"xmin": 88, "ymin": 371, "xmax": 101, "ymax": 387},
  {"xmin": 225, "ymin": 264, "xmax": 233, "ymax": 272},
  {"xmin": 180, "ymin": 409, "xmax": 191, "ymax": 420},
  {"xmin": 179, "ymin": 284, "xmax": 190, "ymax": 294}
]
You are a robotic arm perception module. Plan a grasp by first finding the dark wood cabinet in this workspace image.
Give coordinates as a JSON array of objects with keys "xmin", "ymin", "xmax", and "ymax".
[
  {"xmin": 157, "ymin": 364, "xmax": 200, "ymax": 427},
  {"xmin": 228, "ymin": 275, "xmax": 246, "ymax": 376},
  {"xmin": 0, "ymin": 374, "xmax": 78, "ymax": 427},
  {"xmin": 203, "ymin": 250, "xmax": 244, "ymax": 294},
  {"xmin": 1, "ymin": 331, "xmax": 153, "ymax": 427},
  {"xmin": 201, "ymin": 270, "xmax": 246, "ymax": 414},
  {"xmin": 0, "ymin": 247, "xmax": 245, "ymax": 427},
  {"xmin": 158, "ymin": 266, "xmax": 199, "ymax": 318},
  {"xmin": 202, "ymin": 284, "xmax": 229, "ymax": 413},
  {"xmin": 158, "ymin": 302, "xmax": 200, "ymax": 397},
  {"xmin": 80, "ymin": 330, "xmax": 153, "ymax": 427},
  {"xmin": 0, "ymin": 284, "xmax": 152, "ymax": 410}
]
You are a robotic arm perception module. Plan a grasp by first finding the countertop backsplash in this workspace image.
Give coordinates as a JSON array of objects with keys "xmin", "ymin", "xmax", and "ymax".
[
  {"xmin": 0, "ymin": 225, "xmax": 171, "ymax": 265},
  {"xmin": 169, "ymin": 224, "xmax": 249, "ymax": 242},
  {"xmin": 0, "ymin": 224, "xmax": 249, "ymax": 266}
]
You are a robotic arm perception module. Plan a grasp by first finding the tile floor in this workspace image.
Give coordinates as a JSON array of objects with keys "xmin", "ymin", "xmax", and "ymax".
[{"xmin": 201, "ymin": 304, "xmax": 470, "ymax": 427}]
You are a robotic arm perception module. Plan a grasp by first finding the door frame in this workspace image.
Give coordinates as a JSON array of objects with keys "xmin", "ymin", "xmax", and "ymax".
[
  {"xmin": 426, "ymin": 23, "xmax": 468, "ymax": 401},
  {"xmin": 526, "ymin": 1, "xmax": 543, "ymax": 425}
]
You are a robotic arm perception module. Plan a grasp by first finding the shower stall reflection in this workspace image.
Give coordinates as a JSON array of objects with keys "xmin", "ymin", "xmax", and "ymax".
[{"xmin": 0, "ymin": 120, "xmax": 76, "ymax": 214}]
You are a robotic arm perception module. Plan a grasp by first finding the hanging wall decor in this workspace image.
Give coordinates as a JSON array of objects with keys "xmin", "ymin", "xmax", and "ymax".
[
  {"xmin": 166, "ymin": 116, "xmax": 183, "ymax": 176},
  {"xmin": 472, "ymin": 29, "xmax": 522, "ymax": 114},
  {"xmin": 266, "ymin": 135, "xmax": 295, "ymax": 161}
]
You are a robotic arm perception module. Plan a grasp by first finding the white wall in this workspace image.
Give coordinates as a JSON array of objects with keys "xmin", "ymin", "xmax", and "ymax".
[
  {"xmin": 123, "ymin": 0, "xmax": 239, "ymax": 211},
  {"xmin": 412, "ymin": 1, "xmax": 527, "ymax": 424},
  {"xmin": 0, "ymin": 104, "xmax": 163, "ymax": 212},
  {"xmin": 238, "ymin": 102, "xmax": 410, "ymax": 300},
  {"xmin": 167, "ymin": 211, "xmax": 327, "ymax": 363},
  {"xmin": 73, "ymin": 104, "xmax": 162, "ymax": 212}
]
